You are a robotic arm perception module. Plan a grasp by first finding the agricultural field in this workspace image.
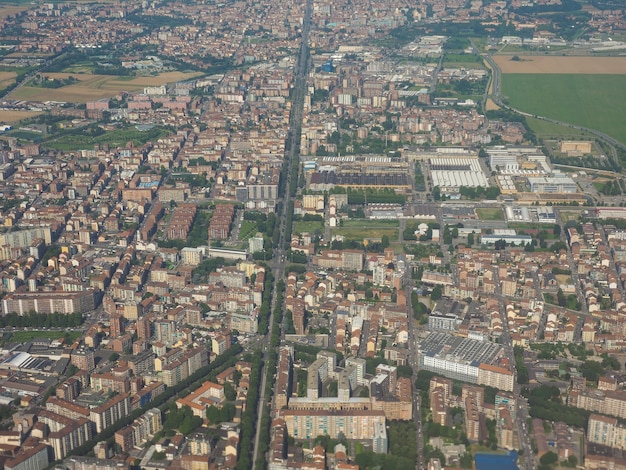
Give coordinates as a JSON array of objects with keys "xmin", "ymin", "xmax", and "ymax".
[
  {"xmin": 0, "ymin": 4, "xmax": 29, "ymax": 19},
  {"xmin": 332, "ymin": 219, "xmax": 398, "ymax": 241},
  {"xmin": 0, "ymin": 71, "xmax": 15, "ymax": 91},
  {"xmin": 0, "ymin": 110, "xmax": 42, "ymax": 123},
  {"xmin": 9, "ymin": 71, "xmax": 203, "ymax": 103},
  {"xmin": 502, "ymin": 73, "xmax": 626, "ymax": 146},
  {"xmin": 494, "ymin": 55, "xmax": 626, "ymax": 74}
]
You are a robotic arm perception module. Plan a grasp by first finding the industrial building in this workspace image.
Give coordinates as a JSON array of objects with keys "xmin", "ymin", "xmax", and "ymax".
[
  {"xmin": 428, "ymin": 157, "xmax": 489, "ymax": 193},
  {"xmin": 481, "ymin": 229, "xmax": 532, "ymax": 246},
  {"xmin": 418, "ymin": 332, "xmax": 508, "ymax": 386},
  {"xmin": 528, "ymin": 175, "xmax": 577, "ymax": 193}
]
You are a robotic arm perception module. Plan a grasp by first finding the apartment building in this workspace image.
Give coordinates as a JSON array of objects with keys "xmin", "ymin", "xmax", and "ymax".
[
  {"xmin": 46, "ymin": 398, "xmax": 90, "ymax": 421},
  {"xmin": 176, "ymin": 381, "xmax": 225, "ymax": 418},
  {"xmin": 5, "ymin": 443, "xmax": 49, "ymax": 470},
  {"xmin": 281, "ymin": 409, "xmax": 385, "ymax": 440},
  {"xmin": 89, "ymin": 394, "xmax": 131, "ymax": 434},
  {"xmin": 588, "ymin": 414, "xmax": 626, "ymax": 450},
  {"xmin": 571, "ymin": 389, "xmax": 626, "ymax": 420},
  {"xmin": 115, "ymin": 408, "xmax": 162, "ymax": 452},
  {"xmin": 2, "ymin": 289, "xmax": 95, "ymax": 314}
]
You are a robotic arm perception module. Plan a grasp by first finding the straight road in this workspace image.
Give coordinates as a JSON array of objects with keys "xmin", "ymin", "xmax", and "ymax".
[{"xmin": 250, "ymin": 0, "xmax": 313, "ymax": 466}]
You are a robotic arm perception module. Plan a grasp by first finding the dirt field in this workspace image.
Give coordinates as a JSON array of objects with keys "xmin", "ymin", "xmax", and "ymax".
[
  {"xmin": 485, "ymin": 98, "xmax": 500, "ymax": 110},
  {"xmin": 494, "ymin": 56, "xmax": 626, "ymax": 74},
  {"xmin": 0, "ymin": 110, "xmax": 42, "ymax": 123},
  {"xmin": 0, "ymin": 5, "xmax": 29, "ymax": 20},
  {"xmin": 10, "ymin": 71, "xmax": 203, "ymax": 103}
]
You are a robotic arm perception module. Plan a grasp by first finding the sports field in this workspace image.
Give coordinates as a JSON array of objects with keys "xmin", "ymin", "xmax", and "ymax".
[
  {"xmin": 332, "ymin": 219, "xmax": 398, "ymax": 241},
  {"xmin": 9, "ymin": 71, "xmax": 203, "ymax": 103},
  {"xmin": 502, "ymin": 74, "xmax": 626, "ymax": 145}
]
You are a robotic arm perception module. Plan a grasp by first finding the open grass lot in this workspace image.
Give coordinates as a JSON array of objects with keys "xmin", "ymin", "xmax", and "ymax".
[
  {"xmin": 238, "ymin": 220, "xmax": 258, "ymax": 241},
  {"xmin": 502, "ymin": 74, "xmax": 626, "ymax": 146},
  {"xmin": 559, "ymin": 210, "xmax": 582, "ymax": 223},
  {"xmin": 293, "ymin": 220, "xmax": 324, "ymax": 235},
  {"xmin": 8, "ymin": 330, "xmax": 82, "ymax": 344},
  {"xmin": 494, "ymin": 55, "xmax": 626, "ymax": 74},
  {"xmin": 525, "ymin": 116, "xmax": 599, "ymax": 141},
  {"xmin": 0, "ymin": 110, "xmax": 42, "ymax": 123},
  {"xmin": 10, "ymin": 71, "xmax": 203, "ymax": 103},
  {"xmin": 333, "ymin": 219, "xmax": 398, "ymax": 241},
  {"xmin": 443, "ymin": 53, "xmax": 486, "ymax": 68},
  {"xmin": 476, "ymin": 207, "xmax": 504, "ymax": 221}
]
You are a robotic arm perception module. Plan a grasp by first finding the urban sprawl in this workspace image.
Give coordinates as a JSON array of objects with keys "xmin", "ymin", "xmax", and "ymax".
[{"xmin": 0, "ymin": 0, "xmax": 623, "ymax": 470}]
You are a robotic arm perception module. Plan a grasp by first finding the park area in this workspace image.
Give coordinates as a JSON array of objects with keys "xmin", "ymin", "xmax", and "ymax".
[
  {"xmin": 496, "ymin": 56, "xmax": 626, "ymax": 145},
  {"xmin": 9, "ymin": 71, "xmax": 203, "ymax": 103}
]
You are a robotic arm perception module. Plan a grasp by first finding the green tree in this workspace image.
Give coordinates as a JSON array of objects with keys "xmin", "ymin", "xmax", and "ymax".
[
  {"xmin": 540, "ymin": 451, "xmax": 558, "ymax": 466},
  {"xmin": 430, "ymin": 286, "xmax": 442, "ymax": 301}
]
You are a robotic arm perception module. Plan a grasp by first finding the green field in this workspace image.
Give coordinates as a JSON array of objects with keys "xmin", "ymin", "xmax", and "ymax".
[
  {"xmin": 476, "ymin": 208, "xmax": 504, "ymax": 221},
  {"xmin": 293, "ymin": 220, "xmax": 324, "ymax": 235},
  {"xmin": 525, "ymin": 116, "xmax": 598, "ymax": 141},
  {"xmin": 238, "ymin": 220, "xmax": 258, "ymax": 240},
  {"xmin": 8, "ymin": 330, "xmax": 82, "ymax": 343},
  {"xmin": 43, "ymin": 125, "xmax": 172, "ymax": 151},
  {"xmin": 502, "ymin": 74, "xmax": 626, "ymax": 146},
  {"xmin": 559, "ymin": 211, "xmax": 582, "ymax": 223},
  {"xmin": 333, "ymin": 219, "xmax": 398, "ymax": 241},
  {"xmin": 443, "ymin": 53, "xmax": 485, "ymax": 68}
]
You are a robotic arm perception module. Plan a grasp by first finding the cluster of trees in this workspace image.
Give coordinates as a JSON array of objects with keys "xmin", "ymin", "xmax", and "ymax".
[
  {"xmin": 423, "ymin": 420, "xmax": 469, "ymax": 446},
  {"xmin": 434, "ymin": 77, "xmax": 488, "ymax": 98},
  {"xmin": 414, "ymin": 163, "xmax": 426, "ymax": 191},
  {"xmin": 457, "ymin": 185, "xmax": 501, "ymax": 200},
  {"xmin": 410, "ymin": 292, "xmax": 426, "ymax": 320},
  {"xmin": 163, "ymin": 404, "xmax": 202, "ymax": 436},
  {"xmin": 206, "ymin": 402, "xmax": 236, "ymax": 424},
  {"xmin": 32, "ymin": 75, "xmax": 79, "ymax": 89},
  {"xmin": 0, "ymin": 311, "xmax": 83, "ymax": 328},
  {"xmin": 543, "ymin": 288, "xmax": 580, "ymax": 311},
  {"xmin": 235, "ymin": 352, "xmax": 263, "ymax": 470},
  {"xmin": 255, "ymin": 280, "xmax": 286, "ymax": 468},
  {"xmin": 244, "ymin": 211, "xmax": 280, "ymax": 252},
  {"xmin": 355, "ymin": 421, "xmax": 417, "ymax": 470},
  {"xmin": 191, "ymin": 257, "xmax": 232, "ymax": 284},
  {"xmin": 599, "ymin": 179, "xmax": 624, "ymax": 196},
  {"xmin": 484, "ymin": 418, "xmax": 498, "ymax": 450},
  {"xmin": 526, "ymin": 385, "xmax": 589, "ymax": 428},
  {"xmin": 254, "ymin": 270, "xmax": 273, "ymax": 335},
  {"xmin": 514, "ymin": 346, "xmax": 529, "ymax": 384}
]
